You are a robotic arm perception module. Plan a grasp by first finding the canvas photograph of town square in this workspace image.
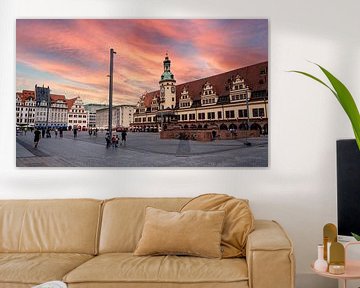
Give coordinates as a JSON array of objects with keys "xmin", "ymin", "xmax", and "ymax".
[{"xmin": 16, "ymin": 19, "xmax": 268, "ymax": 167}]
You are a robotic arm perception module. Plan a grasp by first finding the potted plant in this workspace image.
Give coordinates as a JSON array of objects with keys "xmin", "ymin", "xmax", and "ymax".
[{"xmin": 291, "ymin": 64, "xmax": 360, "ymax": 240}]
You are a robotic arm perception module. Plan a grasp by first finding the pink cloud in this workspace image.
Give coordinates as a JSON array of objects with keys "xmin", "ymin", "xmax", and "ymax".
[{"xmin": 16, "ymin": 19, "xmax": 267, "ymax": 104}]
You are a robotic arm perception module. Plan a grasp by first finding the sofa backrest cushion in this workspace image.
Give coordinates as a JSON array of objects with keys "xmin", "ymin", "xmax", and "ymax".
[
  {"xmin": 0, "ymin": 199, "xmax": 102, "ymax": 254},
  {"xmin": 99, "ymin": 198, "xmax": 189, "ymax": 253}
]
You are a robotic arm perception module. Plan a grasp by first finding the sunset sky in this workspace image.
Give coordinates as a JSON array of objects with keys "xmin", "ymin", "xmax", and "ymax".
[{"xmin": 16, "ymin": 19, "xmax": 268, "ymax": 105}]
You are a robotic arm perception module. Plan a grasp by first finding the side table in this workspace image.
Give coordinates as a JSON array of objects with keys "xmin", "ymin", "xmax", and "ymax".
[{"xmin": 311, "ymin": 242, "xmax": 360, "ymax": 288}]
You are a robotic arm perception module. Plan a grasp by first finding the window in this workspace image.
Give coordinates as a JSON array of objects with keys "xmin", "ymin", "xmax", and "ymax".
[
  {"xmin": 189, "ymin": 113, "xmax": 195, "ymax": 120},
  {"xmin": 198, "ymin": 113, "xmax": 205, "ymax": 120},
  {"xmin": 225, "ymin": 110, "xmax": 235, "ymax": 118},
  {"xmin": 259, "ymin": 108, "xmax": 265, "ymax": 117},
  {"xmin": 218, "ymin": 111, "xmax": 222, "ymax": 119},
  {"xmin": 238, "ymin": 109, "xmax": 248, "ymax": 118},
  {"xmin": 148, "ymin": 117, "xmax": 152, "ymax": 122},
  {"xmin": 143, "ymin": 117, "xmax": 146, "ymax": 122},
  {"xmin": 252, "ymin": 108, "xmax": 264, "ymax": 118},
  {"xmin": 181, "ymin": 114, "xmax": 188, "ymax": 121},
  {"xmin": 207, "ymin": 112, "xmax": 215, "ymax": 120}
]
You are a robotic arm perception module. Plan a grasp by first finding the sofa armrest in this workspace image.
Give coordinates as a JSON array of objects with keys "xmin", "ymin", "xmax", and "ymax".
[{"xmin": 246, "ymin": 220, "xmax": 295, "ymax": 288}]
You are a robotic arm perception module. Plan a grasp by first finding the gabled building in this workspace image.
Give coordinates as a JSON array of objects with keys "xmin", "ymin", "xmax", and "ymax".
[
  {"xmin": 66, "ymin": 97, "xmax": 88, "ymax": 130},
  {"xmin": 131, "ymin": 55, "xmax": 268, "ymax": 134},
  {"xmin": 16, "ymin": 90, "xmax": 36, "ymax": 128}
]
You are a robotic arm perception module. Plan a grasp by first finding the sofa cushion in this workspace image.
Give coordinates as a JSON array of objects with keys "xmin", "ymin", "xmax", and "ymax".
[
  {"xmin": 181, "ymin": 194, "xmax": 254, "ymax": 258},
  {"xmin": 134, "ymin": 207, "xmax": 225, "ymax": 258},
  {"xmin": 99, "ymin": 198, "xmax": 190, "ymax": 253},
  {"xmin": 0, "ymin": 253, "xmax": 93, "ymax": 285},
  {"xmin": 0, "ymin": 199, "xmax": 103, "ymax": 254},
  {"xmin": 63, "ymin": 253, "xmax": 248, "ymax": 285}
]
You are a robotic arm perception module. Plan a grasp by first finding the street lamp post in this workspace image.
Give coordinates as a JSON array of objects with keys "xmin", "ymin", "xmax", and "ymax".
[
  {"xmin": 45, "ymin": 89, "xmax": 50, "ymax": 131},
  {"xmin": 108, "ymin": 48, "xmax": 116, "ymax": 140},
  {"xmin": 244, "ymin": 89, "xmax": 251, "ymax": 146}
]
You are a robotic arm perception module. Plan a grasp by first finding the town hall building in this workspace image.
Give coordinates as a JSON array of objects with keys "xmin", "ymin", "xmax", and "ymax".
[{"xmin": 131, "ymin": 54, "xmax": 268, "ymax": 134}]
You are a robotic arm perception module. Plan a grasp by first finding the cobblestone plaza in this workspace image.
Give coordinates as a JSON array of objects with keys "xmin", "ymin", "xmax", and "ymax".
[{"xmin": 16, "ymin": 131, "xmax": 268, "ymax": 167}]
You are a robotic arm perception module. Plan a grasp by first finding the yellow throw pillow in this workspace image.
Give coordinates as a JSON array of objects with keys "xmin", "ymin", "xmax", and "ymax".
[
  {"xmin": 134, "ymin": 207, "xmax": 225, "ymax": 258},
  {"xmin": 181, "ymin": 193, "xmax": 254, "ymax": 258}
]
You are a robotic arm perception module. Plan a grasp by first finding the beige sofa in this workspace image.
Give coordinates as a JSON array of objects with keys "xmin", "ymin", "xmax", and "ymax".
[{"xmin": 0, "ymin": 198, "xmax": 295, "ymax": 288}]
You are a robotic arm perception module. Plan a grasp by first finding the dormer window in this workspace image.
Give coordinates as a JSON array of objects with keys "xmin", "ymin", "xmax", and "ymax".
[
  {"xmin": 230, "ymin": 75, "xmax": 251, "ymax": 103},
  {"xmin": 151, "ymin": 96, "xmax": 159, "ymax": 112},
  {"xmin": 200, "ymin": 81, "xmax": 218, "ymax": 106},
  {"xmin": 179, "ymin": 87, "xmax": 192, "ymax": 109}
]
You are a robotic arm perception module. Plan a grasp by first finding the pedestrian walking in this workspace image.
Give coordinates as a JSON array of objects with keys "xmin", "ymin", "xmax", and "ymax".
[
  {"xmin": 105, "ymin": 132, "xmax": 111, "ymax": 148},
  {"xmin": 41, "ymin": 128, "xmax": 45, "ymax": 138},
  {"xmin": 34, "ymin": 128, "xmax": 41, "ymax": 148},
  {"xmin": 59, "ymin": 128, "xmax": 63, "ymax": 138},
  {"xmin": 211, "ymin": 130, "xmax": 217, "ymax": 141},
  {"xmin": 73, "ymin": 127, "xmax": 78, "ymax": 138},
  {"xmin": 46, "ymin": 128, "xmax": 51, "ymax": 138},
  {"xmin": 55, "ymin": 129, "xmax": 58, "ymax": 138},
  {"xmin": 121, "ymin": 131, "xmax": 127, "ymax": 146},
  {"xmin": 111, "ymin": 135, "xmax": 117, "ymax": 148},
  {"xmin": 115, "ymin": 135, "xmax": 119, "ymax": 147}
]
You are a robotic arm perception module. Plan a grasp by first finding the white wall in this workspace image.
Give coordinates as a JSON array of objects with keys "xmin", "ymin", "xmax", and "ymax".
[{"xmin": 1, "ymin": 1, "xmax": 359, "ymax": 287}]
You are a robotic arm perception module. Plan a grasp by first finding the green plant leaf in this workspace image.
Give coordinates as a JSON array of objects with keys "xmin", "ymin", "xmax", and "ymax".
[
  {"xmin": 315, "ymin": 65, "xmax": 360, "ymax": 150},
  {"xmin": 351, "ymin": 232, "xmax": 360, "ymax": 241},
  {"xmin": 288, "ymin": 70, "xmax": 337, "ymax": 99},
  {"xmin": 289, "ymin": 64, "xmax": 360, "ymax": 150}
]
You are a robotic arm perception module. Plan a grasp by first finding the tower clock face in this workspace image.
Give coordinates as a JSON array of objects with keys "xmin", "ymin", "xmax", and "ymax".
[{"xmin": 171, "ymin": 86, "xmax": 175, "ymax": 93}]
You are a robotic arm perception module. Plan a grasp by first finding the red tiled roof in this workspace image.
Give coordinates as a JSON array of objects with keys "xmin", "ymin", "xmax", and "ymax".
[
  {"xmin": 50, "ymin": 94, "xmax": 66, "ymax": 102},
  {"xmin": 22, "ymin": 90, "xmax": 35, "ymax": 97},
  {"xmin": 18, "ymin": 90, "xmax": 35, "ymax": 102},
  {"xmin": 65, "ymin": 97, "xmax": 78, "ymax": 110},
  {"xmin": 142, "ymin": 61, "xmax": 268, "ymax": 107}
]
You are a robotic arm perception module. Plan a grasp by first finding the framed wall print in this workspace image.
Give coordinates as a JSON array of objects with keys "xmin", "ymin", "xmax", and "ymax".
[{"xmin": 16, "ymin": 19, "xmax": 268, "ymax": 167}]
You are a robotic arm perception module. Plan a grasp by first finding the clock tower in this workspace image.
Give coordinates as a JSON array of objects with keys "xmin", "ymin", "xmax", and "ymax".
[{"xmin": 159, "ymin": 53, "xmax": 176, "ymax": 110}]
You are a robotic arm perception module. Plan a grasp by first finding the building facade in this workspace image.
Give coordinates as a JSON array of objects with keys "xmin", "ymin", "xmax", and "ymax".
[
  {"xmin": 16, "ymin": 87, "xmax": 88, "ymax": 130},
  {"xmin": 131, "ymin": 55, "xmax": 268, "ymax": 134},
  {"xmin": 16, "ymin": 91, "xmax": 36, "ymax": 129},
  {"xmin": 96, "ymin": 105, "xmax": 135, "ymax": 130},
  {"xmin": 34, "ymin": 92, "xmax": 68, "ymax": 129},
  {"xmin": 84, "ymin": 104, "xmax": 108, "ymax": 129},
  {"xmin": 66, "ymin": 97, "xmax": 88, "ymax": 130}
]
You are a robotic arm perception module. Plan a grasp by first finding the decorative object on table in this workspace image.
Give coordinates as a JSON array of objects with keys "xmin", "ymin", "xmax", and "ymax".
[
  {"xmin": 312, "ymin": 236, "xmax": 360, "ymax": 288},
  {"xmin": 329, "ymin": 242, "xmax": 345, "ymax": 275},
  {"xmin": 314, "ymin": 244, "xmax": 328, "ymax": 272},
  {"xmin": 290, "ymin": 63, "xmax": 360, "ymax": 150},
  {"xmin": 323, "ymin": 223, "xmax": 337, "ymax": 262},
  {"xmin": 32, "ymin": 281, "xmax": 67, "ymax": 288}
]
